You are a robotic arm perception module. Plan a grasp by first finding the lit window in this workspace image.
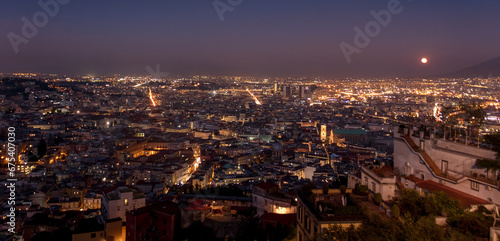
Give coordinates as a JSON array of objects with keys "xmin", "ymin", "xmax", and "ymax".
[{"xmin": 125, "ymin": 198, "xmax": 129, "ymax": 206}]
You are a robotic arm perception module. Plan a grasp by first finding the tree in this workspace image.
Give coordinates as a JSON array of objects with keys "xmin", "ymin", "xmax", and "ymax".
[
  {"xmin": 441, "ymin": 105, "xmax": 458, "ymax": 141},
  {"xmin": 474, "ymin": 159, "xmax": 500, "ymax": 179},
  {"xmin": 31, "ymin": 231, "xmax": 52, "ymax": 241},
  {"xmin": 474, "ymin": 134, "xmax": 500, "ymax": 178},
  {"xmin": 340, "ymin": 185, "xmax": 347, "ymax": 194},
  {"xmin": 391, "ymin": 205, "xmax": 400, "ymax": 219},
  {"xmin": 264, "ymin": 223, "xmax": 296, "ymax": 241},
  {"xmin": 353, "ymin": 184, "xmax": 368, "ymax": 196},
  {"xmin": 175, "ymin": 221, "xmax": 216, "ymax": 241},
  {"xmin": 237, "ymin": 207, "xmax": 262, "ymax": 241},
  {"xmin": 484, "ymin": 133, "xmax": 500, "ymax": 158},
  {"xmin": 374, "ymin": 193, "xmax": 382, "ymax": 205},
  {"xmin": 322, "ymin": 185, "xmax": 329, "ymax": 195},
  {"xmin": 447, "ymin": 211, "xmax": 493, "ymax": 238},
  {"xmin": 424, "ymin": 191, "xmax": 462, "ymax": 217},
  {"xmin": 396, "ymin": 189, "xmax": 463, "ymax": 221},
  {"xmin": 37, "ymin": 139, "xmax": 47, "ymax": 158},
  {"xmin": 459, "ymin": 102, "xmax": 485, "ymax": 145},
  {"xmin": 300, "ymin": 181, "xmax": 316, "ymax": 198},
  {"xmin": 315, "ymin": 224, "xmax": 351, "ymax": 241}
]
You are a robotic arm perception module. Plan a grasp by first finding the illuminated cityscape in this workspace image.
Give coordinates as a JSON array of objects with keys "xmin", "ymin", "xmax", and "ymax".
[{"xmin": 1, "ymin": 1, "xmax": 500, "ymax": 241}]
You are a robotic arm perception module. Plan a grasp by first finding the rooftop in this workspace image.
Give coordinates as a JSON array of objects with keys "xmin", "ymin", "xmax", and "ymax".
[
  {"xmin": 333, "ymin": 129, "xmax": 367, "ymax": 135},
  {"xmin": 416, "ymin": 180, "xmax": 489, "ymax": 207}
]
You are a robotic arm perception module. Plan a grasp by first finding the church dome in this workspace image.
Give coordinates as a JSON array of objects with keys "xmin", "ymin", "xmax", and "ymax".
[{"xmin": 272, "ymin": 142, "xmax": 284, "ymax": 152}]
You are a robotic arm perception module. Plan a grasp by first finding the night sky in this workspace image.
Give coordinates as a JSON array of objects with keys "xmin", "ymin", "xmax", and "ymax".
[{"xmin": 1, "ymin": 0, "xmax": 499, "ymax": 78}]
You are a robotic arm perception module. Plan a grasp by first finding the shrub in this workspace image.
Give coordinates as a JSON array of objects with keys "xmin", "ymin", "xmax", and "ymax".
[
  {"xmin": 391, "ymin": 205, "xmax": 400, "ymax": 219},
  {"xmin": 322, "ymin": 185, "xmax": 329, "ymax": 195},
  {"xmin": 353, "ymin": 184, "xmax": 369, "ymax": 196},
  {"xmin": 340, "ymin": 185, "xmax": 347, "ymax": 194},
  {"xmin": 374, "ymin": 193, "xmax": 383, "ymax": 205}
]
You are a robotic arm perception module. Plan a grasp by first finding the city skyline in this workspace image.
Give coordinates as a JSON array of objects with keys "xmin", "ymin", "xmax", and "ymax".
[{"xmin": 1, "ymin": 1, "xmax": 500, "ymax": 241}]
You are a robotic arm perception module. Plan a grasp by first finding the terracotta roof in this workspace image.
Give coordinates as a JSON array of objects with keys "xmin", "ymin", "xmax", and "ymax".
[
  {"xmin": 416, "ymin": 180, "xmax": 489, "ymax": 207},
  {"xmin": 371, "ymin": 165, "xmax": 395, "ymax": 178}
]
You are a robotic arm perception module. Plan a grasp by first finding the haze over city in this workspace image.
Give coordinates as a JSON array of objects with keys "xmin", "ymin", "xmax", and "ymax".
[{"xmin": 1, "ymin": 0, "xmax": 500, "ymax": 77}]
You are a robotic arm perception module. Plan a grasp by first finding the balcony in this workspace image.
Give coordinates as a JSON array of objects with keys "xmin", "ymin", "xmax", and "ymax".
[
  {"xmin": 402, "ymin": 135, "xmax": 458, "ymax": 182},
  {"xmin": 462, "ymin": 171, "xmax": 498, "ymax": 187}
]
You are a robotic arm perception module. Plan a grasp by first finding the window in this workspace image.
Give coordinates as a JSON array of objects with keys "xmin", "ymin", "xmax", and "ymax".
[
  {"xmin": 365, "ymin": 177, "xmax": 368, "ymax": 185},
  {"xmin": 372, "ymin": 182, "xmax": 376, "ymax": 192},
  {"xmin": 91, "ymin": 233, "xmax": 96, "ymax": 238},
  {"xmin": 442, "ymin": 160, "xmax": 448, "ymax": 174},
  {"xmin": 471, "ymin": 181, "xmax": 479, "ymax": 191},
  {"xmin": 125, "ymin": 198, "xmax": 129, "ymax": 206}
]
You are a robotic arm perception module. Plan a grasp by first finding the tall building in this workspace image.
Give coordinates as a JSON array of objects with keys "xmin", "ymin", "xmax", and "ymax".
[
  {"xmin": 299, "ymin": 85, "xmax": 309, "ymax": 98},
  {"xmin": 282, "ymin": 85, "xmax": 292, "ymax": 98},
  {"xmin": 320, "ymin": 125, "xmax": 327, "ymax": 142}
]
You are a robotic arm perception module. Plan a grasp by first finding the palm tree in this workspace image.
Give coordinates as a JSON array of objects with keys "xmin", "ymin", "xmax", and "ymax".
[
  {"xmin": 442, "ymin": 106, "xmax": 458, "ymax": 141},
  {"xmin": 475, "ymin": 159, "xmax": 500, "ymax": 180},
  {"xmin": 459, "ymin": 102, "xmax": 485, "ymax": 146},
  {"xmin": 475, "ymin": 134, "xmax": 500, "ymax": 181}
]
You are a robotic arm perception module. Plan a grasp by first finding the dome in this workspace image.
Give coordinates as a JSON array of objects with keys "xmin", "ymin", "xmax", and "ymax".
[{"xmin": 272, "ymin": 142, "xmax": 284, "ymax": 152}]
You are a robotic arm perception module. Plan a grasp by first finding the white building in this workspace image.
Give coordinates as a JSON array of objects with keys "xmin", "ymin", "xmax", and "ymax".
[
  {"xmin": 358, "ymin": 165, "xmax": 397, "ymax": 201},
  {"xmin": 394, "ymin": 126, "xmax": 498, "ymax": 204},
  {"xmin": 252, "ymin": 182, "xmax": 296, "ymax": 216},
  {"xmin": 102, "ymin": 186, "xmax": 146, "ymax": 221}
]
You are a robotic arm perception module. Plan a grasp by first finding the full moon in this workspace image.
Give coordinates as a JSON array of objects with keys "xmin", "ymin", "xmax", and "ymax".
[{"xmin": 421, "ymin": 58, "xmax": 428, "ymax": 64}]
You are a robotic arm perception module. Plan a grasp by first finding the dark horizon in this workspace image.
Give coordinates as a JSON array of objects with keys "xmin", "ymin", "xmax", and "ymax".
[{"xmin": 1, "ymin": 0, "xmax": 500, "ymax": 78}]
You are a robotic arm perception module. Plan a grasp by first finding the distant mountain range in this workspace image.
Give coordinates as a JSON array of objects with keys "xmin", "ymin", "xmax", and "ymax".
[{"xmin": 435, "ymin": 56, "xmax": 500, "ymax": 78}]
